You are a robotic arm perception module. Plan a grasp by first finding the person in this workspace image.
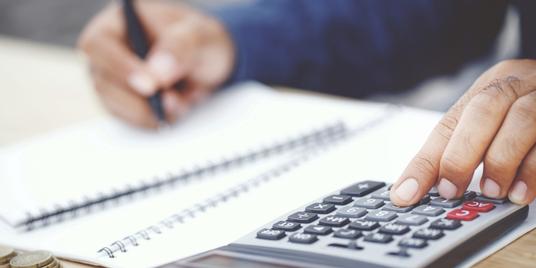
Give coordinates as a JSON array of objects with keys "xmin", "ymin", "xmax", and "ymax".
[{"xmin": 78, "ymin": 0, "xmax": 536, "ymax": 207}]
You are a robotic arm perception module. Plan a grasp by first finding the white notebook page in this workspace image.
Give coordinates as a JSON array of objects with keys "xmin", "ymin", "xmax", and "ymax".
[{"xmin": 2, "ymin": 82, "xmax": 532, "ymax": 267}]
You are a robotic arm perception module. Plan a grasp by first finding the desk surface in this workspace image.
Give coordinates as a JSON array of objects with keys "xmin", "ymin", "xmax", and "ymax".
[{"xmin": 0, "ymin": 37, "xmax": 534, "ymax": 267}]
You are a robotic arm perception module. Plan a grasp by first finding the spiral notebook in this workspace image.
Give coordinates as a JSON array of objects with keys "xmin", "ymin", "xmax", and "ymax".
[
  {"xmin": 0, "ymin": 82, "xmax": 365, "ymax": 229},
  {"xmin": 0, "ymin": 82, "xmax": 449, "ymax": 267}
]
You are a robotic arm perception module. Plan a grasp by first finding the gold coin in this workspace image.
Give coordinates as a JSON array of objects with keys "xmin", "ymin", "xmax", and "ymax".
[
  {"xmin": 0, "ymin": 246, "xmax": 15, "ymax": 263},
  {"xmin": 10, "ymin": 251, "xmax": 53, "ymax": 268},
  {"xmin": 40, "ymin": 258, "xmax": 58, "ymax": 268}
]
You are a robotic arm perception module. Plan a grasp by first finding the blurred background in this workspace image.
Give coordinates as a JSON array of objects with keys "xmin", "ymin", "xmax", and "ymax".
[
  {"xmin": 0, "ymin": 0, "xmax": 242, "ymax": 47},
  {"xmin": 0, "ymin": 0, "xmax": 522, "ymax": 115}
]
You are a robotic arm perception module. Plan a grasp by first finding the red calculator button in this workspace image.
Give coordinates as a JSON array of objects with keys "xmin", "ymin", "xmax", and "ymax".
[
  {"xmin": 446, "ymin": 209, "xmax": 479, "ymax": 221},
  {"xmin": 462, "ymin": 201, "xmax": 495, "ymax": 212}
]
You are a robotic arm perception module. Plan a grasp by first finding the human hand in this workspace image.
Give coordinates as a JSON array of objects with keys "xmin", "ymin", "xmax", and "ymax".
[
  {"xmin": 78, "ymin": 1, "xmax": 234, "ymax": 128},
  {"xmin": 391, "ymin": 59, "xmax": 536, "ymax": 206}
]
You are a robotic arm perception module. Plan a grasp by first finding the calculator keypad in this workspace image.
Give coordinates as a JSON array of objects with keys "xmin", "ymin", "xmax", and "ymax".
[
  {"xmin": 319, "ymin": 215, "xmax": 350, "ymax": 227},
  {"xmin": 323, "ymin": 195, "xmax": 353, "ymax": 205},
  {"xmin": 287, "ymin": 212, "xmax": 318, "ymax": 223},
  {"xmin": 340, "ymin": 181, "xmax": 385, "ymax": 197},
  {"xmin": 305, "ymin": 203, "xmax": 336, "ymax": 214},
  {"xmin": 335, "ymin": 206, "xmax": 367, "ymax": 218},
  {"xmin": 252, "ymin": 180, "xmax": 519, "ymax": 265},
  {"xmin": 304, "ymin": 225, "xmax": 333, "ymax": 235},
  {"xmin": 289, "ymin": 233, "xmax": 317, "ymax": 244},
  {"xmin": 333, "ymin": 229, "xmax": 361, "ymax": 239},
  {"xmin": 272, "ymin": 221, "xmax": 301, "ymax": 231},
  {"xmin": 446, "ymin": 208, "xmax": 479, "ymax": 221}
]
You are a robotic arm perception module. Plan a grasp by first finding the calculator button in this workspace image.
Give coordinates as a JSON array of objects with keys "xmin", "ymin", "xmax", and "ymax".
[
  {"xmin": 387, "ymin": 248, "xmax": 411, "ymax": 258},
  {"xmin": 462, "ymin": 201, "xmax": 495, "ymax": 212},
  {"xmin": 256, "ymin": 228, "xmax": 286, "ymax": 240},
  {"xmin": 365, "ymin": 210, "xmax": 397, "ymax": 222},
  {"xmin": 430, "ymin": 198, "xmax": 462, "ymax": 208},
  {"xmin": 371, "ymin": 190, "xmax": 391, "ymax": 200},
  {"xmin": 419, "ymin": 194, "xmax": 431, "ymax": 205},
  {"xmin": 446, "ymin": 208, "xmax": 479, "ymax": 221},
  {"xmin": 349, "ymin": 220, "xmax": 380, "ymax": 231},
  {"xmin": 336, "ymin": 206, "xmax": 367, "ymax": 218},
  {"xmin": 413, "ymin": 228, "xmax": 444, "ymax": 240},
  {"xmin": 328, "ymin": 241, "xmax": 363, "ymax": 250},
  {"xmin": 475, "ymin": 195, "xmax": 507, "ymax": 204},
  {"xmin": 305, "ymin": 203, "xmax": 336, "ymax": 214},
  {"xmin": 289, "ymin": 233, "xmax": 318, "ymax": 244},
  {"xmin": 379, "ymin": 223, "xmax": 410, "ymax": 235},
  {"xmin": 340, "ymin": 181, "xmax": 386, "ymax": 197},
  {"xmin": 288, "ymin": 212, "xmax": 318, "ymax": 223},
  {"xmin": 412, "ymin": 205, "xmax": 445, "ymax": 216},
  {"xmin": 430, "ymin": 218, "xmax": 462, "ymax": 230},
  {"xmin": 333, "ymin": 229, "xmax": 361, "ymax": 239},
  {"xmin": 364, "ymin": 233, "xmax": 393, "ymax": 244},
  {"xmin": 304, "ymin": 225, "xmax": 332, "ymax": 235},
  {"xmin": 382, "ymin": 203, "xmax": 413, "ymax": 213},
  {"xmin": 399, "ymin": 238, "xmax": 428, "ymax": 249},
  {"xmin": 396, "ymin": 214, "xmax": 428, "ymax": 226},
  {"xmin": 323, "ymin": 195, "xmax": 353, "ymax": 205},
  {"xmin": 319, "ymin": 215, "xmax": 350, "ymax": 227},
  {"xmin": 273, "ymin": 221, "xmax": 301, "ymax": 231},
  {"xmin": 428, "ymin": 187, "xmax": 439, "ymax": 196},
  {"xmin": 463, "ymin": 191, "xmax": 477, "ymax": 200},
  {"xmin": 353, "ymin": 198, "xmax": 385, "ymax": 209}
]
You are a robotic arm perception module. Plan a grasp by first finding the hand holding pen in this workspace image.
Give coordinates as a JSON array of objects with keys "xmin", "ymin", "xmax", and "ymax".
[{"xmin": 79, "ymin": 0, "xmax": 234, "ymax": 128}]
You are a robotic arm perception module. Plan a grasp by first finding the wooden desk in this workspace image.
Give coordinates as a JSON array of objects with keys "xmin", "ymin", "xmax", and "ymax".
[{"xmin": 0, "ymin": 37, "xmax": 534, "ymax": 268}]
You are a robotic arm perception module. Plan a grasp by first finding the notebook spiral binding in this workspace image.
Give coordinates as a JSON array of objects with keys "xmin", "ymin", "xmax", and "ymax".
[
  {"xmin": 97, "ymin": 131, "xmax": 343, "ymax": 259},
  {"xmin": 18, "ymin": 121, "xmax": 348, "ymax": 231},
  {"xmin": 96, "ymin": 106, "xmax": 400, "ymax": 258}
]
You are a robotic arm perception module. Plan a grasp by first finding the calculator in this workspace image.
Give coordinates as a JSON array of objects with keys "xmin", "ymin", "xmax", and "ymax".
[{"xmin": 160, "ymin": 180, "xmax": 529, "ymax": 268}]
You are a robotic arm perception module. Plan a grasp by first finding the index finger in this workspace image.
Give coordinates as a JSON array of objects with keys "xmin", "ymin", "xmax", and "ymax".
[
  {"xmin": 389, "ymin": 108, "xmax": 461, "ymax": 206},
  {"xmin": 389, "ymin": 75, "xmax": 485, "ymax": 206}
]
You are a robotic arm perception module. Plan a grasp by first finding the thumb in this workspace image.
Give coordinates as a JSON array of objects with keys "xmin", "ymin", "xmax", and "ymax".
[{"xmin": 145, "ymin": 22, "xmax": 197, "ymax": 88}]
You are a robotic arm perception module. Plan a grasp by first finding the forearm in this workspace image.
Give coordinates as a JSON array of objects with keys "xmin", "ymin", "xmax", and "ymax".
[{"xmin": 213, "ymin": 0, "xmax": 508, "ymax": 97}]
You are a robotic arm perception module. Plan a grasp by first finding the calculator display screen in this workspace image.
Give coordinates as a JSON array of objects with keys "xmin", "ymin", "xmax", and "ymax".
[{"xmin": 191, "ymin": 254, "xmax": 296, "ymax": 268}]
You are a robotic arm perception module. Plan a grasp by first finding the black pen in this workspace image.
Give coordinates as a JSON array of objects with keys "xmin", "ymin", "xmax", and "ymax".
[{"xmin": 122, "ymin": 0, "xmax": 166, "ymax": 124}]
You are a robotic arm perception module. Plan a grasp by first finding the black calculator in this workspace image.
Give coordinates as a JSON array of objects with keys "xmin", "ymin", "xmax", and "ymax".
[{"xmin": 160, "ymin": 180, "xmax": 529, "ymax": 268}]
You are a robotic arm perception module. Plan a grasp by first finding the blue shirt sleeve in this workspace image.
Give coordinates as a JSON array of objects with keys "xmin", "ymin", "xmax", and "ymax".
[{"xmin": 212, "ymin": 0, "xmax": 508, "ymax": 97}]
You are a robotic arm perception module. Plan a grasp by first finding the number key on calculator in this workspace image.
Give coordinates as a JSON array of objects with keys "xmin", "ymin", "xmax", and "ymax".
[{"xmin": 161, "ymin": 180, "xmax": 529, "ymax": 268}]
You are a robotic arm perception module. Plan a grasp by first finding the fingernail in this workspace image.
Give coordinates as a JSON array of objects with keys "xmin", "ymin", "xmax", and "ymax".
[
  {"xmin": 127, "ymin": 71, "xmax": 157, "ymax": 96},
  {"xmin": 147, "ymin": 52, "xmax": 181, "ymax": 84},
  {"xmin": 483, "ymin": 178, "xmax": 501, "ymax": 198},
  {"xmin": 394, "ymin": 178, "xmax": 419, "ymax": 202},
  {"xmin": 437, "ymin": 178, "xmax": 457, "ymax": 199},
  {"xmin": 509, "ymin": 181, "xmax": 527, "ymax": 204}
]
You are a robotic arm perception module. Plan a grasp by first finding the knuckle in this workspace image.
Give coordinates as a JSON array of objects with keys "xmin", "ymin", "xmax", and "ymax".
[
  {"xmin": 476, "ymin": 76, "xmax": 521, "ymax": 104},
  {"xmin": 412, "ymin": 154, "xmax": 439, "ymax": 177},
  {"xmin": 440, "ymin": 154, "xmax": 470, "ymax": 176},
  {"xmin": 513, "ymin": 92, "xmax": 536, "ymax": 122},
  {"xmin": 434, "ymin": 114, "xmax": 458, "ymax": 140},
  {"xmin": 470, "ymin": 91, "xmax": 499, "ymax": 115},
  {"xmin": 484, "ymin": 153, "xmax": 511, "ymax": 171}
]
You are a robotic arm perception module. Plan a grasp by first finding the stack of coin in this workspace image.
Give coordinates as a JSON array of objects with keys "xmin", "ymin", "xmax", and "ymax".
[
  {"xmin": 9, "ymin": 251, "xmax": 61, "ymax": 268},
  {"xmin": 0, "ymin": 246, "xmax": 17, "ymax": 268}
]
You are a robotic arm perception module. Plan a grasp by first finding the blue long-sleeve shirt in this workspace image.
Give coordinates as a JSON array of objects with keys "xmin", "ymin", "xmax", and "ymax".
[{"xmin": 213, "ymin": 0, "xmax": 535, "ymax": 98}]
